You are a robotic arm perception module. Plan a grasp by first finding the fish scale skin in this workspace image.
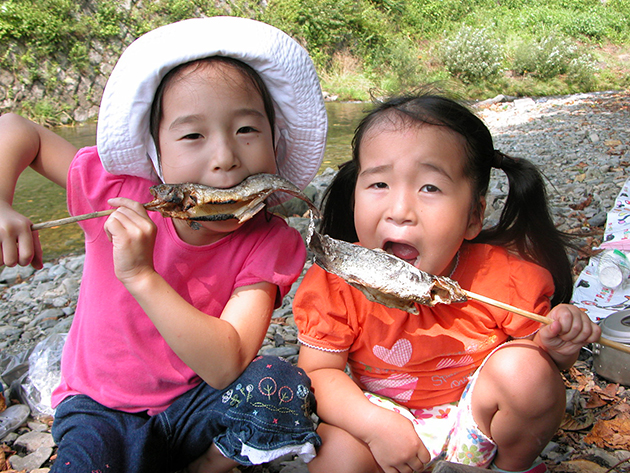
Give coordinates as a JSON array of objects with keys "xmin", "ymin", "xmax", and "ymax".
[{"xmin": 309, "ymin": 230, "xmax": 467, "ymax": 314}]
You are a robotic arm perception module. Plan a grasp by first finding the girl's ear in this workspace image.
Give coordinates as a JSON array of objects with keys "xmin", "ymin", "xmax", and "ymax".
[{"xmin": 464, "ymin": 196, "xmax": 486, "ymax": 240}]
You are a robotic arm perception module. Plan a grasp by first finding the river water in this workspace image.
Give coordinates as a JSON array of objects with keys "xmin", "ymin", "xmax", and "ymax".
[{"xmin": 14, "ymin": 102, "xmax": 367, "ymax": 260}]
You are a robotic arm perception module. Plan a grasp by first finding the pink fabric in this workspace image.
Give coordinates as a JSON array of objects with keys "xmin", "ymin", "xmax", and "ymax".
[{"xmin": 52, "ymin": 146, "xmax": 306, "ymax": 415}]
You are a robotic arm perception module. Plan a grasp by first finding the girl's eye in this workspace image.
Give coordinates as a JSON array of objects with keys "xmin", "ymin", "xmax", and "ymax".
[
  {"xmin": 370, "ymin": 182, "xmax": 388, "ymax": 189},
  {"xmin": 237, "ymin": 126, "xmax": 258, "ymax": 134},
  {"xmin": 421, "ymin": 184, "xmax": 440, "ymax": 193},
  {"xmin": 182, "ymin": 133, "xmax": 203, "ymax": 140}
]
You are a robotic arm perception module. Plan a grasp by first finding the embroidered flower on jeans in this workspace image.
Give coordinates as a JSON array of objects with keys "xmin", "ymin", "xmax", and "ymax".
[
  {"xmin": 278, "ymin": 386, "xmax": 295, "ymax": 404},
  {"xmin": 221, "ymin": 389, "xmax": 234, "ymax": 404},
  {"xmin": 296, "ymin": 384, "xmax": 309, "ymax": 399},
  {"xmin": 259, "ymin": 377, "xmax": 278, "ymax": 398}
]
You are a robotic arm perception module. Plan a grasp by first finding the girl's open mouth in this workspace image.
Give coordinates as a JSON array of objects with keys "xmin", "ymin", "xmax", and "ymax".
[{"xmin": 383, "ymin": 241, "xmax": 420, "ymax": 266}]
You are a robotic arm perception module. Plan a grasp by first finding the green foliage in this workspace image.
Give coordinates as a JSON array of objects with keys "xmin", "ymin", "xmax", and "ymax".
[
  {"xmin": 401, "ymin": 0, "xmax": 474, "ymax": 36},
  {"xmin": 513, "ymin": 36, "xmax": 574, "ymax": 78},
  {"xmin": 91, "ymin": 2, "xmax": 126, "ymax": 38},
  {"xmin": 142, "ymin": 0, "xmax": 221, "ymax": 25},
  {"xmin": 68, "ymin": 42, "xmax": 89, "ymax": 70},
  {"xmin": 18, "ymin": 97, "xmax": 69, "ymax": 126},
  {"xmin": 512, "ymin": 35, "xmax": 598, "ymax": 81},
  {"xmin": 439, "ymin": 26, "xmax": 503, "ymax": 84},
  {"xmin": 0, "ymin": 0, "xmax": 79, "ymax": 54}
]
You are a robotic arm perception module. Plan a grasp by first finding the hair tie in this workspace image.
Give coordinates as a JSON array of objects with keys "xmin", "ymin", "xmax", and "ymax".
[{"xmin": 492, "ymin": 150, "xmax": 505, "ymax": 169}]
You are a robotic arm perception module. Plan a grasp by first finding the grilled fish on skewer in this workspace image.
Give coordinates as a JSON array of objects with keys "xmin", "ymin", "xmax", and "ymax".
[
  {"xmin": 307, "ymin": 227, "xmax": 630, "ymax": 355},
  {"xmin": 145, "ymin": 173, "xmax": 320, "ymax": 226},
  {"xmin": 31, "ymin": 173, "xmax": 320, "ymax": 231},
  {"xmin": 308, "ymin": 228, "xmax": 467, "ymax": 314}
]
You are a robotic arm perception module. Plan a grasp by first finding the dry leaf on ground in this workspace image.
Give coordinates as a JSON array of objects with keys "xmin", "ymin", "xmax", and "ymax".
[
  {"xmin": 559, "ymin": 411, "xmax": 596, "ymax": 431},
  {"xmin": 0, "ymin": 446, "xmax": 11, "ymax": 472},
  {"xmin": 550, "ymin": 459, "xmax": 610, "ymax": 473},
  {"xmin": 583, "ymin": 414, "xmax": 630, "ymax": 449}
]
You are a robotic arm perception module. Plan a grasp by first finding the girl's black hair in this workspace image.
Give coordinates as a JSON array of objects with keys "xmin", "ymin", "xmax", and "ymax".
[
  {"xmin": 149, "ymin": 56, "xmax": 276, "ymax": 170},
  {"xmin": 320, "ymin": 92, "xmax": 573, "ymax": 306}
]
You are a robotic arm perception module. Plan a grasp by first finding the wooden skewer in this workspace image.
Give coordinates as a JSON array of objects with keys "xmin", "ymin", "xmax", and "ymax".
[
  {"xmin": 463, "ymin": 289, "xmax": 630, "ymax": 355},
  {"xmin": 30, "ymin": 197, "xmax": 269, "ymax": 231},
  {"xmin": 31, "ymin": 209, "xmax": 119, "ymax": 230}
]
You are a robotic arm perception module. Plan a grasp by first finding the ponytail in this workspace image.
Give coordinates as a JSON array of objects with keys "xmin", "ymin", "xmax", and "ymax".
[
  {"xmin": 320, "ymin": 160, "xmax": 358, "ymax": 243},
  {"xmin": 473, "ymin": 153, "xmax": 574, "ymax": 306}
]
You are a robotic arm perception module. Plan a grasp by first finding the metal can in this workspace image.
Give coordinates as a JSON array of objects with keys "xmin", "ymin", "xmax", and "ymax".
[{"xmin": 592, "ymin": 309, "xmax": 630, "ymax": 386}]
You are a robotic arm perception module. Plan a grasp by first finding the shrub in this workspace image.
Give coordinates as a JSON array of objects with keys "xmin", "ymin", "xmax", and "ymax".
[
  {"xmin": 512, "ymin": 35, "xmax": 597, "ymax": 80},
  {"xmin": 563, "ymin": 10, "xmax": 608, "ymax": 39},
  {"xmin": 439, "ymin": 26, "xmax": 503, "ymax": 84},
  {"xmin": 567, "ymin": 51, "xmax": 599, "ymax": 89}
]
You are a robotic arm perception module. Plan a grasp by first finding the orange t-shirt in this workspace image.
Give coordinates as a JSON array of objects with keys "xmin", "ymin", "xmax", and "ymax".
[{"xmin": 293, "ymin": 243, "xmax": 554, "ymax": 410}]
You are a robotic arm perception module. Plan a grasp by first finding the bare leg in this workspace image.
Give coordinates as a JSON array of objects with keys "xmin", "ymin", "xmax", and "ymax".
[
  {"xmin": 471, "ymin": 341, "xmax": 565, "ymax": 471},
  {"xmin": 307, "ymin": 423, "xmax": 382, "ymax": 473},
  {"xmin": 186, "ymin": 443, "xmax": 240, "ymax": 473}
]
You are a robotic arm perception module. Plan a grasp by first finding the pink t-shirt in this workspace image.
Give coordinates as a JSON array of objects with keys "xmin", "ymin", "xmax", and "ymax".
[{"xmin": 52, "ymin": 146, "xmax": 306, "ymax": 415}]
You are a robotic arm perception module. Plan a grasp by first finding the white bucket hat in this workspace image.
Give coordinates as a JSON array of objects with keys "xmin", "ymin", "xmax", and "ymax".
[{"xmin": 96, "ymin": 16, "xmax": 327, "ymax": 191}]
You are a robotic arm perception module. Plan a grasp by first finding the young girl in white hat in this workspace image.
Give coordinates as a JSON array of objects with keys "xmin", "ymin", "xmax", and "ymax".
[{"xmin": 0, "ymin": 16, "xmax": 327, "ymax": 473}]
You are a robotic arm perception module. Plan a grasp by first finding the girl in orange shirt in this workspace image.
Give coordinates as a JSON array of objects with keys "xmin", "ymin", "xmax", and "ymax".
[{"xmin": 293, "ymin": 93, "xmax": 601, "ymax": 473}]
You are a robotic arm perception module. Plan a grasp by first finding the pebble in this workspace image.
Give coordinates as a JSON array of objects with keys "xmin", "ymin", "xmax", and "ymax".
[{"xmin": 1, "ymin": 91, "xmax": 629, "ymax": 472}]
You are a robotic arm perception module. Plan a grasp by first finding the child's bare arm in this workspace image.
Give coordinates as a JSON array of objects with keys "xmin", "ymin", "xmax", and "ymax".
[
  {"xmin": 534, "ymin": 303, "xmax": 601, "ymax": 370},
  {"xmin": 298, "ymin": 346, "xmax": 430, "ymax": 472},
  {"xmin": 0, "ymin": 113, "xmax": 77, "ymax": 193},
  {"xmin": 134, "ymin": 276, "xmax": 276, "ymax": 388},
  {"xmin": 103, "ymin": 197, "xmax": 277, "ymax": 388},
  {"xmin": 0, "ymin": 114, "xmax": 77, "ymax": 268}
]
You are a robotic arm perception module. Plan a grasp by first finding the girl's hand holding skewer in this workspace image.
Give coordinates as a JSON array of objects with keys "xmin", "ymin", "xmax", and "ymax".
[
  {"xmin": 534, "ymin": 303, "xmax": 602, "ymax": 370},
  {"xmin": 104, "ymin": 197, "xmax": 158, "ymax": 291}
]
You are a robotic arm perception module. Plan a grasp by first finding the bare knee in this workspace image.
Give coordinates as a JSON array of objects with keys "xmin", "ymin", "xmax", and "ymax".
[{"xmin": 472, "ymin": 341, "xmax": 566, "ymax": 432}]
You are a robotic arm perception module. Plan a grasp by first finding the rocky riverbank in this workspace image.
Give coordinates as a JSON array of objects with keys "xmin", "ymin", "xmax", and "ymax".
[{"xmin": 1, "ymin": 90, "xmax": 630, "ymax": 472}]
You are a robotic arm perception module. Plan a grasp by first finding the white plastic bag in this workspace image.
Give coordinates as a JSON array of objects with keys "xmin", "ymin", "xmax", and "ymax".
[{"xmin": 20, "ymin": 333, "xmax": 67, "ymax": 418}]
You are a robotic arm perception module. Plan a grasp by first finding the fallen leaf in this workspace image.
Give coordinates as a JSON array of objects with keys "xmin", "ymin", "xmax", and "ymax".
[
  {"xmin": 599, "ymin": 383, "xmax": 621, "ymax": 399},
  {"xmin": 0, "ymin": 445, "xmax": 15, "ymax": 472},
  {"xmin": 569, "ymin": 194, "xmax": 593, "ymax": 210},
  {"xmin": 565, "ymin": 366, "xmax": 591, "ymax": 391},
  {"xmin": 551, "ymin": 459, "xmax": 609, "ymax": 473},
  {"xmin": 601, "ymin": 402, "xmax": 630, "ymax": 420},
  {"xmin": 584, "ymin": 391, "xmax": 609, "ymax": 409},
  {"xmin": 559, "ymin": 411, "xmax": 595, "ymax": 431},
  {"xmin": 583, "ymin": 416, "xmax": 630, "ymax": 449}
]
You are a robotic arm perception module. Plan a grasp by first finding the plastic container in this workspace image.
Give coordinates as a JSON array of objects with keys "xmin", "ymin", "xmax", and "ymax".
[{"xmin": 597, "ymin": 249, "xmax": 630, "ymax": 289}]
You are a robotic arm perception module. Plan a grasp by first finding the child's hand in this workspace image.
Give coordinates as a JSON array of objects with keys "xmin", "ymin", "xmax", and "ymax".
[
  {"xmin": 104, "ymin": 197, "xmax": 157, "ymax": 288},
  {"xmin": 0, "ymin": 202, "xmax": 43, "ymax": 269},
  {"xmin": 536, "ymin": 303, "xmax": 601, "ymax": 368},
  {"xmin": 364, "ymin": 406, "xmax": 430, "ymax": 472}
]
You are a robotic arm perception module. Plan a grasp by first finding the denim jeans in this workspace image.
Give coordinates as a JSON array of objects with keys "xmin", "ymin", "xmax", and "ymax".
[{"xmin": 51, "ymin": 356, "xmax": 320, "ymax": 472}]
